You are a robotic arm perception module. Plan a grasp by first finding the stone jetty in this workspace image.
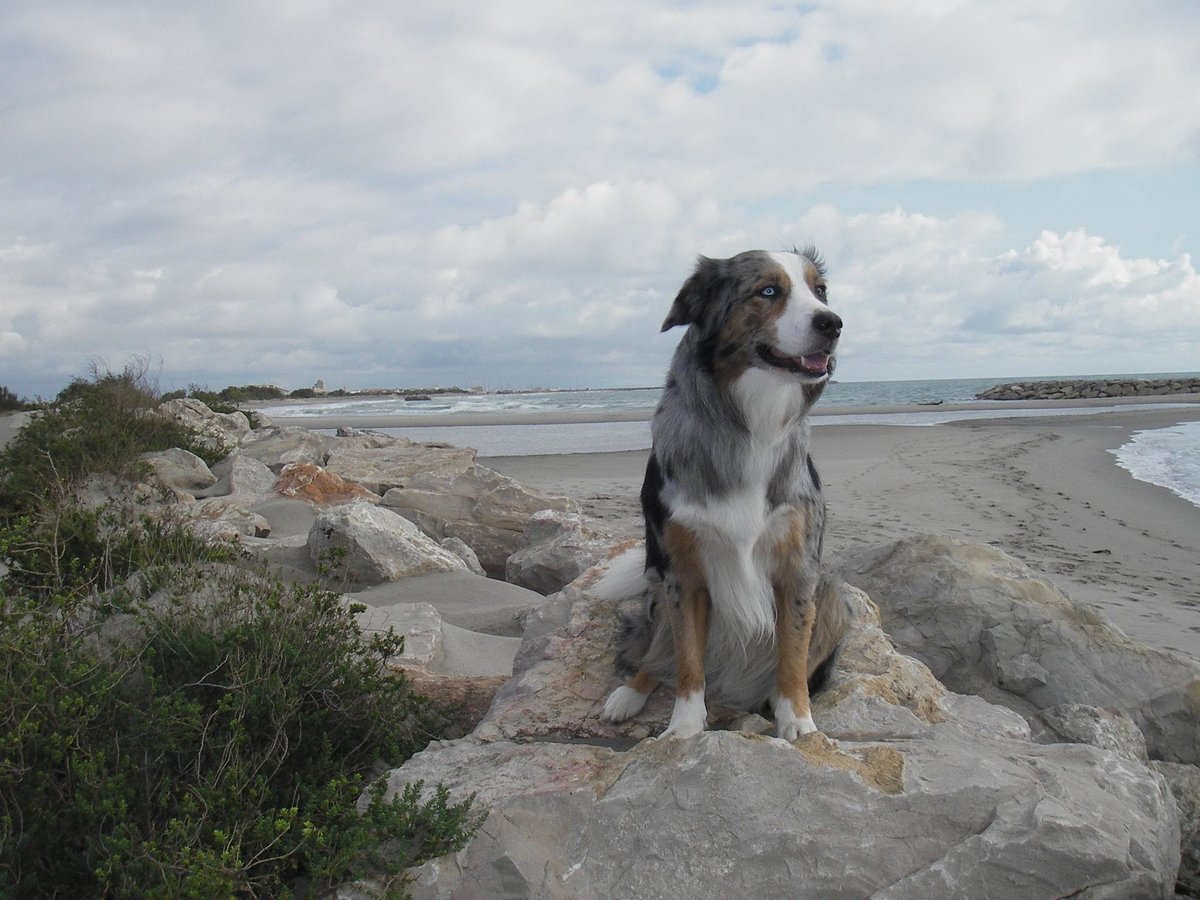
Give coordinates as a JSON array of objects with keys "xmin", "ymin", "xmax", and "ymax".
[{"xmin": 977, "ymin": 376, "xmax": 1200, "ymax": 401}]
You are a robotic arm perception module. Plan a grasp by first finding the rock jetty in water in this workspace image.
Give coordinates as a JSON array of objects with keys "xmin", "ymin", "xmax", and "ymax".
[{"xmin": 977, "ymin": 376, "xmax": 1200, "ymax": 401}]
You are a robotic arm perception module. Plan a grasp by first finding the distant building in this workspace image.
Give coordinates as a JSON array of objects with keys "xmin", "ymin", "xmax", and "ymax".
[{"xmin": 313, "ymin": 379, "xmax": 327, "ymax": 395}]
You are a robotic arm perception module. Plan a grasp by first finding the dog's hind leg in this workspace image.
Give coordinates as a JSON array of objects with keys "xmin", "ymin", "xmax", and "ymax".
[
  {"xmin": 772, "ymin": 508, "xmax": 821, "ymax": 740},
  {"xmin": 601, "ymin": 669, "xmax": 659, "ymax": 723}
]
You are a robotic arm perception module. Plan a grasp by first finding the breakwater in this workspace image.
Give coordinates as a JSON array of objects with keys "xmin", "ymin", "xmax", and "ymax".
[{"xmin": 977, "ymin": 377, "xmax": 1200, "ymax": 401}]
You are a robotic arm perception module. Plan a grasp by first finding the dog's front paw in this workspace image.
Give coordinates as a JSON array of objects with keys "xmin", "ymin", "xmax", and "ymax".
[
  {"xmin": 601, "ymin": 685, "xmax": 650, "ymax": 723},
  {"xmin": 655, "ymin": 691, "xmax": 707, "ymax": 740},
  {"xmin": 774, "ymin": 698, "xmax": 817, "ymax": 741}
]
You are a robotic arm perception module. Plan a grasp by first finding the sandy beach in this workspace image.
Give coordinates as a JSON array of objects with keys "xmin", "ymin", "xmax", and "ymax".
[{"xmin": 472, "ymin": 401, "xmax": 1200, "ymax": 661}]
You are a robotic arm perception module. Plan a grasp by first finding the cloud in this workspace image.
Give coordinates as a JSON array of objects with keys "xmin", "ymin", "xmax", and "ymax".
[{"xmin": 1, "ymin": 1, "xmax": 1199, "ymax": 396}]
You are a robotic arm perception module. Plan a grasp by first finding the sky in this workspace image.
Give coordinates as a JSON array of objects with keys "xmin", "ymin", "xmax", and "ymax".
[{"xmin": 2, "ymin": 0, "xmax": 1199, "ymax": 399}]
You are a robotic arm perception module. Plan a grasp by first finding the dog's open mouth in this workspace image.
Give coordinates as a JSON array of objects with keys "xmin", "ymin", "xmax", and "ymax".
[{"xmin": 757, "ymin": 345, "xmax": 831, "ymax": 377}]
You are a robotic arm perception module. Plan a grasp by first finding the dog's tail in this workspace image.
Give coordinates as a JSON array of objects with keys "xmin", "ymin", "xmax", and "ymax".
[
  {"xmin": 589, "ymin": 544, "xmax": 648, "ymax": 602},
  {"xmin": 808, "ymin": 573, "xmax": 851, "ymax": 694}
]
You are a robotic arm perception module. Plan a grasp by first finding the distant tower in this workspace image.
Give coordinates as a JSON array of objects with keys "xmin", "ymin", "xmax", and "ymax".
[{"xmin": 313, "ymin": 379, "xmax": 327, "ymax": 395}]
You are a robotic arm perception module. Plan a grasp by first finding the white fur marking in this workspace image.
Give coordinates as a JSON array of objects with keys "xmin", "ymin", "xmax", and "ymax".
[
  {"xmin": 659, "ymin": 689, "xmax": 707, "ymax": 739},
  {"xmin": 774, "ymin": 697, "xmax": 817, "ymax": 741},
  {"xmin": 601, "ymin": 684, "xmax": 651, "ymax": 723}
]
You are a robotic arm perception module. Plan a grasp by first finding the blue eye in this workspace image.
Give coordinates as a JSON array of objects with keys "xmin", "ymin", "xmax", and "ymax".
[{"xmin": 760, "ymin": 286, "xmax": 777, "ymax": 297}]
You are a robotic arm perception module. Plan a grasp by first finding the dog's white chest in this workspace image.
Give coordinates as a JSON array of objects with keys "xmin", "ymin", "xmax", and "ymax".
[{"xmin": 668, "ymin": 472, "xmax": 791, "ymax": 643}]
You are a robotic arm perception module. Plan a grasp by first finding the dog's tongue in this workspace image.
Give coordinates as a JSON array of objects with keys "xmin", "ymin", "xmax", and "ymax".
[{"xmin": 801, "ymin": 354, "xmax": 829, "ymax": 374}]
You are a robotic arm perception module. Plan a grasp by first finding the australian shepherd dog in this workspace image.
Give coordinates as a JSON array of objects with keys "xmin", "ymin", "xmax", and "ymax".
[{"xmin": 600, "ymin": 247, "xmax": 850, "ymax": 741}]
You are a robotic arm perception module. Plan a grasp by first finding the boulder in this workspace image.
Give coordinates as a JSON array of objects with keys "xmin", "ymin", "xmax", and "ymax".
[
  {"xmin": 840, "ymin": 534, "xmax": 1200, "ymax": 764},
  {"xmin": 325, "ymin": 441, "xmax": 477, "ymax": 494},
  {"xmin": 195, "ymin": 452, "xmax": 277, "ymax": 498},
  {"xmin": 273, "ymin": 462, "xmax": 378, "ymax": 505},
  {"xmin": 237, "ymin": 426, "xmax": 332, "ymax": 471},
  {"xmin": 140, "ymin": 447, "xmax": 217, "ymax": 494},
  {"xmin": 504, "ymin": 510, "xmax": 615, "ymax": 594},
  {"xmin": 151, "ymin": 398, "xmax": 250, "ymax": 452},
  {"xmin": 1030, "ymin": 704, "xmax": 1149, "ymax": 764},
  {"xmin": 308, "ymin": 502, "xmax": 469, "ymax": 585},
  {"xmin": 383, "ymin": 465, "xmax": 579, "ymax": 575},
  {"xmin": 185, "ymin": 496, "xmax": 271, "ymax": 540},
  {"xmin": 439, "ymin": 537, "xmax": 485, "ymax": 576},
  {"xmin": 371, "ymin": 555, "xmax": 1180, "ymax": 899},
  {"xmin": 1154, "ymin": 761, "xmax": 1200, "ymax": 897}
]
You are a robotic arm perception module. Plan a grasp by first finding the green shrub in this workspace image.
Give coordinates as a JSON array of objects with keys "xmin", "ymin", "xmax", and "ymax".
[
  {"xmin": 0, "ymin": 386, "xmax": 26, "ymax": 412},
  {"xmin": 0, "ymin": 359, "xmax": 482, "ymax": 896},
  {"xmin": 0, "ymin": 572, "xmax": 479, "ymax": 897},
  {"xmin": 0, "ymin": 360, "xmax": 221, "ymax": 521}
]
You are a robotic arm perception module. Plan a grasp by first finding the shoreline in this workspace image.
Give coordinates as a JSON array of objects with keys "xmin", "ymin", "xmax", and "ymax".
[
  {"xmin": 477, "ymin": 403, "xmax": 1200, "ymax": 660},
  {"xmin": 257, "ymin": 392, "xmax": 1200, "ymax": 430}
]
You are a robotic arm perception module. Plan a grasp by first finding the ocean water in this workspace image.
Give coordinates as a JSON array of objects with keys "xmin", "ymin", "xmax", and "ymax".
[
  {"xmin": 1110, "ymin": 420, "xmax": 1200, "ymax": 508},
  {"xmin": 257, "ymin": 374, "xmax": 1200, "ymax": 509}
]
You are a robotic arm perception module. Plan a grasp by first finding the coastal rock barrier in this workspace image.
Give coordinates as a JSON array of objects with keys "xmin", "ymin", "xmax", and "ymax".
[{"xmin": 976, "ymin": 376, "xmax": 1200, "ymax": 401}]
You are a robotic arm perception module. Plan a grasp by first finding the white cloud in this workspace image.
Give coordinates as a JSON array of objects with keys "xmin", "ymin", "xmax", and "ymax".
[{"xmin": 1, "ymin": 1, "xmax": 1198, "ymax": 396}]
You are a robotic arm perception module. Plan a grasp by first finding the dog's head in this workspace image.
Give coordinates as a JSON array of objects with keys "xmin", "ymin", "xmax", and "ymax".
[{"xmin": 663, "ymin": 247, "xmax": 841, "ymax": 384}]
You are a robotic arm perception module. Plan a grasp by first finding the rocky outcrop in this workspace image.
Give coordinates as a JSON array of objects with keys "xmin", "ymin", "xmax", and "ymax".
[
  {"xmin": 272, "ymin": 461, "xmax": 378, "ymax": 505},
  {"xmin": 976, "ymin": 376, "xmax": 1200, "ymax": 401},
  {"xmin": 325, "ymin": 442, "xmax": 477, "ymax": 495},
  {"xmin": 504, "ymin": 510, "xmax": 615, "ymax": 594},
  {"xmin": 383, "ymin": 466, "xmax": 579, "ymax": 576},
  {"xmin": 140, "ymin": 447, "xmax": 218, "ymax": 495},
  {"xmin": 150, "ymin": 397, "xmax": 251, "ymax": 451},
  {"xmin": 840, "ymin": 535, "xmax": 1200, "ymax": 765},
  {"xmin": 147, "ymin": 400, "xmax": 580, "ymax": 579},
  {"xmin": 308, "ymin": 501, "xmax": 470, "ymax": 585},
  {"xmin": 373, "ymin": 557, "xmax": 1181, "ymax": 899}
]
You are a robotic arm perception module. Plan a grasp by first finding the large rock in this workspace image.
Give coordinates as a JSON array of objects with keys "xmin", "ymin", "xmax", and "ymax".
[
  {"xmin": 308, "ymin": 502, "xmax": 469, "ymax": 585},
  {"xmin": 151, "ymin": 398, "xmax": 250, "ymax": 452},
  {"xmin": 325, "ymin": 441, "xmax": 477, "ymax": 494},
  {"xmin": 504, "ymin": 510, "xmax": 616, "ymax": 594},
  {"xmin": 840, "ymin": 535, "xmax": 1200, "ymax": 764},
  {"xmin": 140, "ymin": 447, "xmax": 217, "ymax": 495},
  {"xmin": 272, "ymin": 462, "xmax": 378, "ymax": 505},
  {"xmin": 237, "ymin": 426, "xmax": 332, "ymax": 471},
  {"xmin": 202, "ymin": 452, "xmax": 278, "ymax": 497},
  {"xmin": 185, "ymin": 496, "xmax": 272, "ymax": 540},
  {"xmin": 371, "ymin": 555, "xmax": 1180, "ymax": 899},
  {"xmin": 1155, "ymin": 762, "xmax": 1200, "ymax": 897},
  {"xmin": 383, "ymin": 465, "xmax": 579, "ymax": 575}
]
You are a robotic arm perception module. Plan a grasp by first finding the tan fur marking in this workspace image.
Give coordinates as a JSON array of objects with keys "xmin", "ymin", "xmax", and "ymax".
[
  {"xmin": 712, "ymin": 260, "xmax": 793, "ymax": 382},
  {"xmin": 663, "ymin": 523, "xmax": 711, "ymax": 697},
  {"xmin": 803, "ymin": 261, "xmax": 825, "ymax": 298},
  {"xmin": 773, "ymin": 509, "xmax": 816, "ymax": 718},
  {"xmin": 628, "ymin": 669, "xmax": 659, "ymax": 695}
]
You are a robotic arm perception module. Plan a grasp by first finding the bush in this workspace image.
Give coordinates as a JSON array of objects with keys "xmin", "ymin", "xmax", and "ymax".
[
  {"xmin": 0, "ymin": 572, "xmax": 479, "ymax": 897},
  {"xmin": 0, "ymin": 359, "xmax": 481, "ymax": 896},
  {"xmin": 0, "ymin": 386, "xmax": 26, "ymax": 412},
  {"xmin": 0, "ymin": 360, "xmax": 220, "ymax": 520}
]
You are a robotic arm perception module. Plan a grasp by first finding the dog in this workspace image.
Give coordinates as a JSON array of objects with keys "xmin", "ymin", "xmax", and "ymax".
[{"xmin": 599, "ymin": 247, "xmax": 849, "ymax": 741}]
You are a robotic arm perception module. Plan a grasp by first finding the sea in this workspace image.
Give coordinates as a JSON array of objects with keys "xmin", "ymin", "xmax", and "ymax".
[{"xmin": 257, "ymin": 373, "xmax": 1200, "ymax": 510}]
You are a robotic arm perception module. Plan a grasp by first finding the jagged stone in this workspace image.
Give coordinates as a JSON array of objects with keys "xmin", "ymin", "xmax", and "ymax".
[
  {"xmin": 841, "ymin": 534, "xmax": 1200, "ymax": 764},
  {"xmin": 325, "ymin": 441, "xmax": 477, "ymax": 494},
  {"xmin": 150, "ymin": 398, "xmax": 250, "ymax": 452},
  {"xmin": 504, "ymin": 510, "xmax": 614, "ymax": 594},
  {"xmin": 308, "ymin": 501, "xmax": 469, "ymax": 585},
  {"xmin": 194, "ymin": 452, "xmax": 278, "ymax": 498},
  {"xmin": 273, "ymin": 462, "xmax": 378, "ymax": 505},
  {"xmin": 383, "ymin": 465, "xmax": 579, "ymax": 575},
  {"xmin": 140, "ymin": 447, "xmax": 217, "ymax": 493},
  {"xmin": 365, "ymin": 553, "xmax": 1181, "ymax": 899}
]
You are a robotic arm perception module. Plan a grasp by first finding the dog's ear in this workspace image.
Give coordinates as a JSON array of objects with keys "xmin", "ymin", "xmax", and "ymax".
[{"xmin": 661, "ymin": 256, "xmax": 721, "ymax": 331}]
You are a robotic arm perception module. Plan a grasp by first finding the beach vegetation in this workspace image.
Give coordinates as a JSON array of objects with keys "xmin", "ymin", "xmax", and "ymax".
[
  {"xmin": 0, "ymin": 386, "xmax": 28, "ymax": 412},
  {"xmin": 0, "ymin": 362, "xmax": 481, "ymax": 897}
]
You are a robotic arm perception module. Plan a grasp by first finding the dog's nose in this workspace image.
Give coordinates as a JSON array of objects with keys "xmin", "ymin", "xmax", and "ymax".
[{"xmin": 812, "ymin": 310, "xmax": 842, "ymax": 337}]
